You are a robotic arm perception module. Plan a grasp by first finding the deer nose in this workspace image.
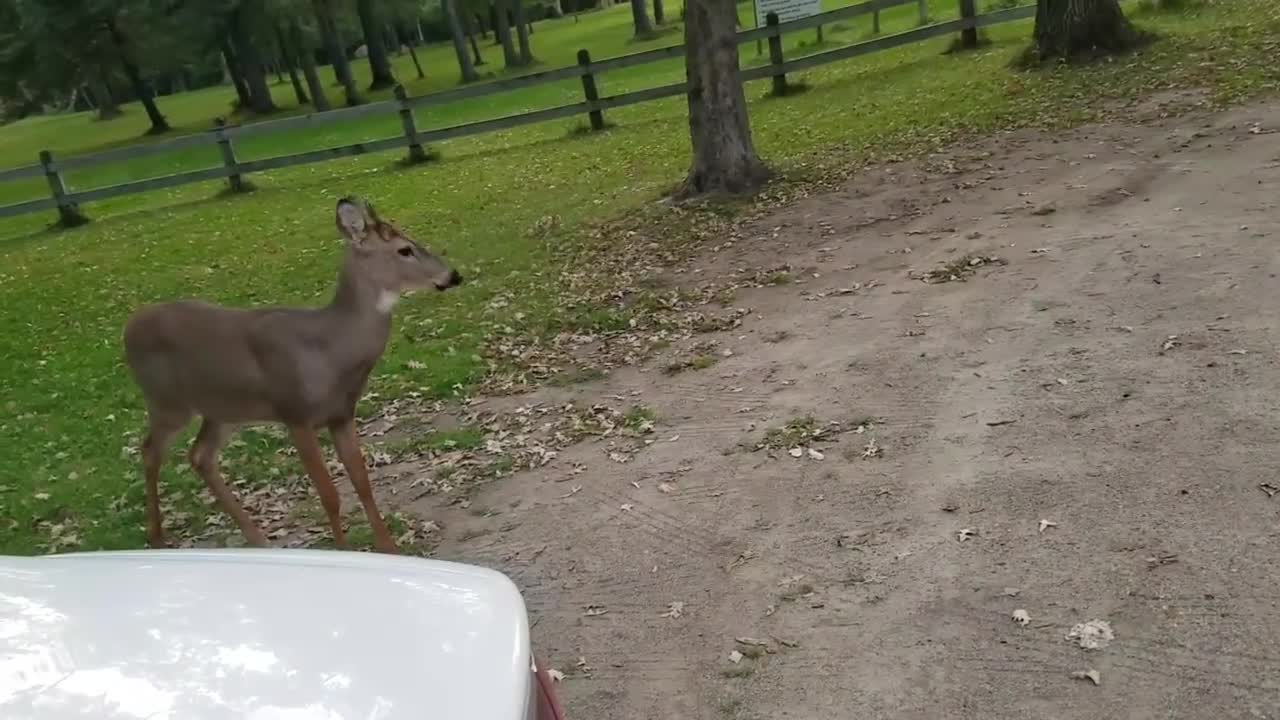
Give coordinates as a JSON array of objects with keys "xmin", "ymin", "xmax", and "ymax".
[{"xmin": 446, "ymin": 269, "xmax": 463, "ymax": 287}]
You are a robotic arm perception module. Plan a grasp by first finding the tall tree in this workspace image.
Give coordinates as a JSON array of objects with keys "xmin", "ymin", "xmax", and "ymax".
[
  {"xmin": 678, "ymin": 0, "xmax": 768, "ymax": 196},
  {"xmin": 274, "ymin": 24, "xmax": 310, "ymax": 104},
  {"xmin": 89, "ymin": 73, "xmax": 121, "ymax": 120},
  {"xmin": 103, "ymin": 15, "xmax": 170, "ymax": 132},
  {"xmin": 228, "ymin": 1, "xmax": 276, "ymax": 114},
  {"xmin": 445, "ymin": 0, "xmax": 479, "ymax": 82},
  {"xmin": 653, "ymin": 0, "xmax": 664, "ymax": 24},
  {"xmin": 630, "ymin": 0, "xmax": 653, "ymax": 38},
  {"xmin": 511, "ymin": 0, "xmax": 533, "ymax": 64},
  {"xmin": 356, "ymin": 0, "xmax": 396, "ymax": 89},
  {"xmin": 312, "ymin": 0, "xmax": 362, "ymax": 105},
  {"xmin": 1030, "ymin": 0, "xmax": 1145, "ymax": 61},
  {"xmin": 463, "ymin": 10, "xmax": 486, "ymax": 65},
  {"xmin": 289, "ymin": 20, "xmax": 331, "ymax": 110},
  {"xmin": 220, "ymin": 37, "xmax": 254, "ymax": 108},
  {"xmin": 491, "ymin": 0, "xmax": 519, "ymax": 67}
]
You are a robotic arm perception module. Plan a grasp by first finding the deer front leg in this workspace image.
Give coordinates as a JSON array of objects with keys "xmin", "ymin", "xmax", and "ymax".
[
  {"xmin": 190, "ymin": 419, "xmax": 269, "ymax": 547},
  {"xmin": 331, "ymin": 419, "xmax": 398, "ymax": 554},
  {"xmin": 289, "ymin": 425, "xmax": 348, "ymax": 549},
  {"xmin": 141, "ymin": 410, "xmax": 191, "ymax": 549}
]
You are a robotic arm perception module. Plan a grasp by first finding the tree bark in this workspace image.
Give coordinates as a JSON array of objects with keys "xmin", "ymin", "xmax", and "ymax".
[
  {"xmin": 291, "ymin": 23, "xmax": 332, "ymax": 111},
  {"xmin": 275, "ymin": 25, "xmax": 310, "ymax": 105},
  {"xmin": 492, "ymin": 0, "xmax": 520, "ymax": 67},
  {"xmin": 446, "ymin": 0, "xmax": 480, "ymax": 82},
  {"xmin": 105, "ymin": 18, "xmax": 169, "ymax": 133},
  {"xmin": 512, "ymin": 0, "xmax": 534, "ymax": 64},
  {"xmin": 221, "ymin": 38, "xmax": 254, "ymax": 109},
  {"xmin": 1032, "ymin": 0, "xmax": 1143, "ymax": 61},
  {"xmin": 653, "ymin": 0, "xmax": 665, "ymax": 24},
  {"xmin": 631, "ymin": 0, "xmax": 654, "ymax": 37},
  {"xmin": 314, "ymin": 0, "xmax": 363, "ymax": 105},
  {"xmin": 463, "ymin": 12, "xmax": 486, "ymax": 65},
  {"xmin": 228, "ymin": 4, "xmax": 276, "ymax": 114},
  {"xmin": 678, "ymin": 0, "xmax": 768, "ymax": 197},
  {"xmin": 357, "ymin": 0, "xmax": 396, "ymax": 89},
  {"xmin": 90, "ymin": 73, "xmax": 121, "ymax": 120}
]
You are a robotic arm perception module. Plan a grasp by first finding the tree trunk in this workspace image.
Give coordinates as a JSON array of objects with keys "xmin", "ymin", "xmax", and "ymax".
[
  {"xmin": 90, "ymin": 74, "xmax": 121, "ymax": 120},
  {"xmin": 292, "ymin": 23, "xmax": 332, "ymax": 111},
  {"xmin": 314, "ymin": 0, "xmax": 363, "ymax": 105},
  {"xmin": 230, "ymin": 8, "xmax": 277, "ymax": 114},
  {"xmin": 492, "ymin": 0, "xmax": 520, "ymax": 67},
  {"xmin": 275, "ymin": 25, "xmax": 310, "ymax": 105},
  {"xmin": 221, "ymin": 39, "xmax": 254, "ymax": 108},
  {"xmin": 105, "ymin": 19, "xmax": 169, "ymax": 133},
  {"xmin": 1032, "ymin": 0, "xmax": 1143, "ymax": 61},
  {"xmin": 550, "ymin": 0, "xmax": 565, "ymax": 17},
  {"xmin": 357, "ymin": 0, "xmax": 396, "ymax": 89},
  {"xmin": 463, "ymin": 13, "xmax": 486, "ymax": 65},
  {"xmin": 653, "ymin": 0, "xmax": 665, "ymax": 24},
  {"xmin": 631, "ymin": 0, "xmax": 654, "ymax": 37},
  {"xmin": 512, "ymin": 0, "xmax": 534, "ymax": 64},
  {"xmin": 487, "ymin": 8, "xmax": 498, "ymax": 43},
  {"xmin": 678, "ymin": 0, "xmax": 768, "ymax": 197},
  {"xmin": 446, "ymin": 0, "xmax": 480, "ymax": 82}
]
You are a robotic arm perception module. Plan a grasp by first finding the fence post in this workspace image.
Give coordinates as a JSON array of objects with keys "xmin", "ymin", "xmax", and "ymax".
[
  {"xmin": 873, "ymin": 9, "xmax": 881, "ymax": 34},
  {"xmin": 958, "ymin": 0, "xmax": 978, "ymax": 48},
  {"xmin": 577, "ymin": 49, "xmax": 605, "ymax": 131},
  {"xmin": 39, "ymin": 150, "xmax": 87, "ymax": 228},
  {"xmin": 212, "ymin": 118, "xmax": 248, "ymax": 193},
  {"xmin": 766, "ymin": 13, "xmax": 788, "ymax": 97},
  {"xmin": 917, "ymin": 0, "xmax": 928, "ymax": 24},
  {"xmin": 394, "ymin": 84, "xmax": 429, "ymax": 163}
]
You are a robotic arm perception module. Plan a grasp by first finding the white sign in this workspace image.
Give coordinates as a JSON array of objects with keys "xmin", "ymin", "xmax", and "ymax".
[{"xmin": 754, "ymin": 0, "xmax": 822, "ymax": 24}]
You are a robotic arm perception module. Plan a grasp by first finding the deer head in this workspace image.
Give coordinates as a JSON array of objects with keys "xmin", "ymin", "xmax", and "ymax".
[{"xmin": 335, "ymin": 197, "xmax": 462, "ymax": 307}]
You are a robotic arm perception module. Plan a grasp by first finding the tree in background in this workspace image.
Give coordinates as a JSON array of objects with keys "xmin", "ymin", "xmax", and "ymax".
[
  {"xmin": 312, "ymin": 0, "xmax": 363, "ymax": 105},
  {"xmin": 444, "ymin": 0, "xmax": 479, "ymax": 82},
  {"xmin": 652, "ymin": 0, "xmax": 664, "ymax": 24},
  {"xmin": 357, "ymin": 0, "xmax": 397, "ymax": 89},
  {"xmin": 287, "ymin": 18, "xmax": 332, "ymax": 110},
  {"xmin": 1029, "ymin": 0, "xmax": 1147, "ymax": 61},
  {"xmin": 630, "ymin": 0, "xmax": 654, "ymax": 38},
  {"xmin": 512, "ymin": 0, "xmax": 534, "ymax": 64},
  {"xmin": 0, "ymin": 0, "xmax": 174, "ymax": 132},
  {"xmin": 491, "ymin": 0, "xmax": 520, "ymax": 67},
  {"xmin": 228, "ymin": 0, "xmax": 277, "ymax": 114},
  {"xmin": 678, "ymin": 0, "xmax": 768, "ymax": 196}
]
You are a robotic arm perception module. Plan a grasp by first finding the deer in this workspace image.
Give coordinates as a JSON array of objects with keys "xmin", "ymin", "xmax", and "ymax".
[{"xmin": 122, "ymin": 196, "xmax": 462, "ymax": 554}]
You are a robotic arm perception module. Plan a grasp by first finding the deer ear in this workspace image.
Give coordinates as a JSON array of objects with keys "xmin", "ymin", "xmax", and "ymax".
[{"xmin": 336, "ymin": 197, "xmax": 370, "ymax": 244}]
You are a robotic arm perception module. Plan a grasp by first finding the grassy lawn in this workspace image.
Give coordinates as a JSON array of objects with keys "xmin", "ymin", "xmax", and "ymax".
[{"xmin": 0, "ymin": 0, "xmax": 1276, "ymax": 555}]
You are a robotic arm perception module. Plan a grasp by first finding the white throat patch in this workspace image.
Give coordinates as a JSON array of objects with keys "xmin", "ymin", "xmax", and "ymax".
[{"xmin": 375, "ymin": 290, "xmax": 400, "ymax": 314}]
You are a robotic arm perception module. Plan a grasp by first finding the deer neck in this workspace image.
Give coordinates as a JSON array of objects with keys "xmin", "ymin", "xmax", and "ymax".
[{"xmin": 327, "ymin": 256, "xmax": 397, "ymax": 345}]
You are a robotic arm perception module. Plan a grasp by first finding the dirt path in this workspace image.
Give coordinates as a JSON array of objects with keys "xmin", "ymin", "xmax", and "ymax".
[{"xmin": 411, "ymin": 96, "xmax": 1280, "ymax": 719}]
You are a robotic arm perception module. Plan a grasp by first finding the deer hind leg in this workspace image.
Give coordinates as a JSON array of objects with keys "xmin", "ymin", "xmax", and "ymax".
[
  {"xmin": 141, "ymin": 410, "xmax": 192, "ymax": 549},
  {"xmin": 331, "ymin": 419, "xmax": 398, "ymax": 554},
  {"xmin": 189, "ymin": 419, "xmax": 268, "ymax": 547},
  {"xmin": 289, "ymin": 425, "xmax": 348, "ymax": 549}
]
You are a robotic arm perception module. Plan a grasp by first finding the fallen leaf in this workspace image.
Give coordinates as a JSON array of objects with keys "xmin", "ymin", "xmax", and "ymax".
[
  {"xmin": 619, "ymin": 504, "xmax": 634, "ymax": 512},
  {"xmin": 583, "ymin": 605, "xmax": 609, "ymax": 617},
  {"xmin": 807, "ymin": 448, "xmax": 825, "ymax": 461},
  {"xmin": 1002, "ymin": 587, "xmax": 1021, "ymax": 597},
  {"xmin": 957, "ymin": 527, "xmax": 978, "ymax": 542},
  {"xmin": 735, "ymin": 637, "xmax": 770, "ymax": 649},
  {"xmin": 788, "ymin": 447, "xmax": 803, "ymax": 458},
  {"xmin": 862, "ymin": 438, "xmax": 882, "ymax": 458},
  {"xmin": 1067, "ymin": 619, "xmax": 1114, "ymax": 650},
  {"xmin": 660, "ymin": 601, "xmax": 684, "ymax": 619},
  {"xmin": 1039, "ymin": 519, "xmax": 1058, "ymax": 533},
  {"xmin": 547, "ymin": 669, "xmax": 565, "ymax": 682},
  {"xmin": 728, "ymin": 650, "xmax": 744, "ymax": 664},
  {"xmin": 658, "ymin": 482, "xmax": 676, "ymax": 494},
  {"xmin": 1259, "ymin": 483, "xmax": 1278, "ymax": 498},
  {"xmin": 1070, "ymin": 669, "xmax": 1101, "ymax": 686},
  {"xmin": 1012, "ymin": 609, "xmax": 1031, "ymax": 626}
]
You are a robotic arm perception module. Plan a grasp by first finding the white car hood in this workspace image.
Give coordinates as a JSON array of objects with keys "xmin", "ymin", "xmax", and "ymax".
[{"xmin": 0, "ymin": 549, "xmax": 532, "ymax": 719}]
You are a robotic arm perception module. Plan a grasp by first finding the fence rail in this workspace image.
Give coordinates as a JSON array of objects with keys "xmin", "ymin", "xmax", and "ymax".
[{"xmin": 0, "ymin": 0, "xmax": 1037, "ymax": 226}]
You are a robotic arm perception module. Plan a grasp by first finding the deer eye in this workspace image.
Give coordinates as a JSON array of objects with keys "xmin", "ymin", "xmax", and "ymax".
[{"xmin": 397, "ymin": 246, "xmax": 413, "ymax": 257}]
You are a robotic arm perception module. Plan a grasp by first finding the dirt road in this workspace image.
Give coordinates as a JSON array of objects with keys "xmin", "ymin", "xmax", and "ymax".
[{"xmin": 414, "ymin": 95, "xmax": 1280, "ymax": 719}]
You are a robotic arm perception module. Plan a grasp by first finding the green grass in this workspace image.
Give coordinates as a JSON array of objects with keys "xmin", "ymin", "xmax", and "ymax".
[{"xmin": 1, "ymin": 0, "xmax": 1277, "ymax": 554}]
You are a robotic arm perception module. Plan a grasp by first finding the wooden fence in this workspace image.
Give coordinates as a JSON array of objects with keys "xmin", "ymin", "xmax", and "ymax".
[{"xmin": 0, "ymin": 0, "xmax": 1036, "ymax": 227}]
